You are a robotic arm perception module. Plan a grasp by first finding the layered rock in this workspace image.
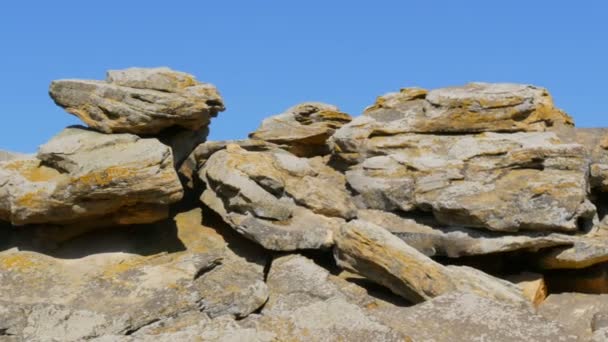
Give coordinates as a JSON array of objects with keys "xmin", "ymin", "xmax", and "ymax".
[
  {"xmin": 250, "ymin": 102, "xmax": 352, "ymax": 157},
  {"xmin": 198, "ymin": 143, "xmax": 356, "ymax": 250},
  {"xmin": 50, "ymin": 67, "xmax": 225, "ymax": 135},
  {"xmin": 332, "ymin": 93, "xmax": 594, "ymax": 233},
  {"xmin": 363, "ymin": 83, "xmax": 572, "ymax": 134},
  {"xmin": 0, "ymin": 207, "xmax": 269, "ymax": 340},
  {"xmin": 0, "ymin": 127, "xmax": 182, "ymax": 226}
]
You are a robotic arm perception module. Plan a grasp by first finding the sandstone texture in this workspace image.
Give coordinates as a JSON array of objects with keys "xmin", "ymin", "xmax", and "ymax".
[
  {"xmin": 2, "ymin": 72, "xmax": 608, "ymax": 340},
  {"xmin": 0, "ymin": 127, "xmax": 182, "ymax": 227},
  {"xmin": 50, "ymin": 67, "xmax": 225, "ymax": 135},
  {"xmin": 250, "ymin": 102, "xmax": 352, "ymax": 157}
]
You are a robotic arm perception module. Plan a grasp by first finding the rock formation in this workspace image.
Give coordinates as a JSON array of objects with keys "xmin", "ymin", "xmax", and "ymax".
[{"xmin": 1, "ymin": 70, "xmax": 607, "ymax": 341}]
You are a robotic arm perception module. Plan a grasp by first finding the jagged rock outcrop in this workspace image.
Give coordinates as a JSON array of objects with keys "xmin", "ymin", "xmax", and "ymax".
[
  {"xmin": 0, "ymin": 127, "xmax": 182, "ymax": 227},
  {"xmin": 250, "ymin": 102, "xmax": 352, "ymax": 157},
  {"xmin": 3, "ymin": 74, "xmax": 608, "ymax": 341},
  {"xmin": 49, "ymin": 67, "xmax": 225, "ymax": 135},
  {"xmin": 198, "ymin": 143, "xmax": 356, "ymax": 250}
]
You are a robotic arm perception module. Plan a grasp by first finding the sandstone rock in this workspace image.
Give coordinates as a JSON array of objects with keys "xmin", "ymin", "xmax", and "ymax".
[
  {"xmin": 0, "ymin": 127, "xmax": 183, "ymax": 226},
  {"xmin": 49, "ymin": 67, "xmax": 225, "ymax": 135},
  {"xmin": 539, "ymin": 293, "xmax": 608, "ymax": 340},
  {"xmin": 537, "ymin": 234, "xmax": 608, "ymax": 269},
  {"xmin": 334, "ymin": 220, "xmax": 525, "ymax": 304},
  {"xmin": 179, "ymin": 139, "xmax": 281, "ymax": 190},
  {"xmin": 0, "ymin": 207, "xmax": 269, "ymax": 340},
  {"xmin": 332, "ymin": 129, "xmax": 595, "ymax": 233},
  {"xmin": 506, "ymin": 272, "xmax": 548, "ymax": 306},
  {"xmin": 198, "ymin": 144, "xmax": 356, "ymax": 250},
  {"xmin": 371, "ymin": 292, "xmax": 576, "ymax": 342},
  {"xmin": 250, "ymin": 254, "xmax": 410, "ymax": 341},
  {"xmin": 357, "ymin": 209, "xmax": 574, "ymax": 257},
  {"xmin": 250, "ymin": 102, "xmax": 352, "ymax": 157},
  {"xmin": 363, "ymin": 83, "xmax": 572, "ymax": 134}
]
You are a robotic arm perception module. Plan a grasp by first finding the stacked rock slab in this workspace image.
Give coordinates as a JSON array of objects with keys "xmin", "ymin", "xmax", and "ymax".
[
  {"xmin": 0, "ymin": 67, "xmax": 223, "ymax": 230},
  {"xmin": 3, "ymin": 76, "xmax": 608, "ymax": 340},
  {"xmin": 49, "ymin": 67, "xmax": 225, "ymax": 135},
  {"xmin": 198, "ymin": 143, "xmax": 357, "ymax": 250},
  {"xmin": 249, "ymin": 102, "xmax": 352, "ymax": 157}
]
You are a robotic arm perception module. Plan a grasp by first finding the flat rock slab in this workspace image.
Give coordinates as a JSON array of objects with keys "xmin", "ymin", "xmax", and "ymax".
[
  {"xmin": 198, "ymin": 144, "xmax": 356, "ymax": 250},
  {"xmin": 334, "ymin": 219, "xmax": 526, "ymax": 304},
  {"xmin": 50, "ymin": 67, "xmax": 225, "ymax": 135},
  {"xmin": 250, "ymin": 102, "xmax": 352, "ymax": 157},
  {"xmin": 0, "ymin": 127, "xmax": 183, "ymax": 227},
  {"xmin": 363, "ymin": 83, "xmax": 572, "ymax": 134}
]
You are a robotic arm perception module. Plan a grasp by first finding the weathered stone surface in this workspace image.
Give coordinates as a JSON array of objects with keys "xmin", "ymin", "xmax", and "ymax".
[
  {"xmin": 371, "ymin": 292, "xmax": 576, "ymax": 342},
  {"xmin": 49, "ymin": 67, "xmax": 225, "ymax": 135},
  {"xmin": 250, "ymin": 102, "xmax": 352, "ymax": 157},
  {"xmin": 539, "ymin": 293, "xmax": 608, "ymax": 340},
  {"xmin": 179, "ymin": 139, "xmax": 281, "ymax": 190},
  {"xmin": 334, "ymin": 219, "xmax": 525, "ymax": 304},
  {"xmin": 553, "ymin": 127, "xmax": 608, "ymax": 192},
  {"xmin": 332, "ymin": 128, "xmax": 595, "ymax": 233},
  {"xmin": 0, "ymin": 207, "xmax": 268, "ymax": 341},
  {"xmin": 198, "ymin": 144, "xmax": 356, "ymax": 250},
  {"xmin": 357, "ymin": 209, "xmax": 574, "ymax": 257},
  {"xmin": 0, "ymin": 127, "xmax": 182, "ymax": 226},
  {"xmin": 250, "ymin": 254, "xmax": 410, "ymax": 341},
  {"xmin": 363, "ymin": 83, "xmax": 572, "ymax": 134}
]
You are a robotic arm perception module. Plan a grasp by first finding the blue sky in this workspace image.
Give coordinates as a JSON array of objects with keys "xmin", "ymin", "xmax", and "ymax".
[{"xmin": 1, "ymin": 1, "xmax": 606, "ymax": 152}]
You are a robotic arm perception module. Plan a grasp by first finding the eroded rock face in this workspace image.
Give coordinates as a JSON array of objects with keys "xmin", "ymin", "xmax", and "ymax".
[
  {"xmin": 363, "ymin": 83, "xmax": 572, "ymax": 134},
  {"xmin": 250, "ymin": 102, "xmax": 352, "ymax": 157},
  {"xmin": 357, "ymin": 209, "xmax": 574, "ymax": 258},
  {"xmin": 332, "ymin": 126, "xmax": 595, "ymax": 233},
  {"xmin": 539, "ymin": 293, "xmax": 608, "ymax": 340},
  {"xmin": 0, "ymin": 127, "xmax": 182, "ymax": 226},
  {"xmin": 49, "ymin": 67, "xmax": 225, "ymax": 135},
  {"xmin": 198, "ymin": 144, "xmax": 356, "ymax": 250},
  {"xmin": 334, "ymin": 220, "xmax": 525, "ymax": 304},
  {"xmin": 372, "ymin": 292, "xmax": 576, "ymax": 342},
  {"xmin": 0, "ymin": 207, "xmax": 269, "ymax": 341}
]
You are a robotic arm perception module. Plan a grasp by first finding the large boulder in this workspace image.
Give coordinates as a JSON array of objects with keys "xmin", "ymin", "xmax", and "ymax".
[
  {"xmin": 0, "ymin": 207, "xmax": 269, "ymax": 341},
  {"xmin": 363, "ymin": 83, "xmax": 572, "ymax": 134},
  {"xmin": 249, "ymin": 102, "xmax": 352, "ymax": 157},
  {"xmin": 332, "ymin": 126, "xmax": 595, "ymax": 233},
  {"xmin": 198, "ymin": 143, "xmax": 356, "ymax": 250},
  {"xmin": 0, "ymin": 127, "xmax": 182, "ymax": 226},
  {"xmin": 49, "ymin": 67, "xmax": 225, "ymax": 135}
]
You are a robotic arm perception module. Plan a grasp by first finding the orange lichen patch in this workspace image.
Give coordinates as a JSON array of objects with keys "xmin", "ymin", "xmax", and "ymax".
[
  {"xmin": 75, "ymin": 166, "xmax": 134, "ymax": 187},
  {"xmin": 0, "ymin": 254, "xmax": 41, "ymax": 272},
  {"xmin": 3, "ymin": 160, "xmax": 62, "ymax": 182},
  {"xmin": 15, "ymin": 190, "xmax": 46, "ymax": 208}
]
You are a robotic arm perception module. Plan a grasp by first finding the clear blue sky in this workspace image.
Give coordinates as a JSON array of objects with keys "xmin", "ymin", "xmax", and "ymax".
[{"xmin": 1, "ymin": 1, "xmax": 606, "ymax": 153}]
